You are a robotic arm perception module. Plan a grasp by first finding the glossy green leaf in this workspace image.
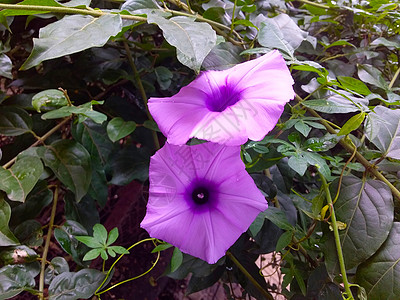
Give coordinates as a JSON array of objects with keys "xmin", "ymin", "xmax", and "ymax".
[
  {"xmin": 170, "ymin": 247, "xmax": 184, "ymax": 273},
  {"xmin": 0, "ymin": 245, "xmax": 38, "ymax": 265},
  {"xmin": 0, "ymin": 53, "xmax": 12, "ymax": 79},
  {"xmin": 357, "ymin": 64, "xmax": 388, "ymax": 90},
  {"xmin": 45, "ymin": 257, "xmax": 69, "ymax": 285},
  {"xmin": 48, "ymin": 268, "xmax": 106, "ymax": 300},
  {"xmin": 337, "ymin": 76, "xmax": 372, "ymax": 96},
  {"xmin": 370, "ymin": 37, "xmax": 400, "ymax": 49},
  {"xmin": 154, "ymin": 66, "xmax": 173, "ymax": 90},
  {"xmin": 325, "ymin": 176, "xmax": 393, "ymax": 272},
  {"xmin": 64, "ymin": 194, "xmax": 100, "ymax": 233},
  {"xmin": 0, "ymin": 167, "xmax": 25, "ymax": 203},
  {"xmin": 106, "ymin": 117, "xmax": 136, "ymax": 143},
  {"xmin": 186, "ymin": 266, "xmax": 225, "ymax": 295},
  {"xmin": 14, "ymin": 219, "xmax": 43, "ymax": 247},
  {"xmin": 0, "ymin": 264, "xmax": 36, "ymax": 299},
  {"xmin": 365, "ymin": 106, "xmax": 400, "ymax": 159},
  {"xmin": 276, "ymin": 231, "xmax": 292, "ymax": 252},
  {"xmin": 0, "ymin": 197, "xmax": 19, "ymax": 246},
  {"xmin": 337, "ymin": 112, "xmax": 366, "ymax": 136},
  {"xmin": 0, "ymin": 106, "xmax": 32, "ymax": 136},
  {"xmin": 32, "ymin": 89, "xmax": 69, "ymax": 112},
  {"xmin": 21, "ymin": 14, "xmax": 122, "ymax": 70},
  {"xmin": 302, "ymin": 99, "xmax": 361, "ymax": 114},
  {"xmin": 263, "ymin": 207, "xmax": 293, "ymax": 231},
  {"xmin": 11, "ymin": 155, "xmax": 44, "ymax": 199},
  {"xmin": 147, "ymin": 14, "xmax": 217, "ymax": 73},
  {"xmin": 40, "ymin": 140, "xmax": 92, "ymax": 202},
  {"xmin": 356, "ymin": 222, "xmax": 400, "ymax": 300}
]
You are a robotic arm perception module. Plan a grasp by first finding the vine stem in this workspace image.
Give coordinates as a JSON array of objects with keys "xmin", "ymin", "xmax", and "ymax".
[
  {"xmin": 388, "ymin": 66, "xmax": 400, "ymax": 89},
  {"xmin": 122, "ymin": 40, "xmax": 160, "ymax": 150},
  {"xmin": 296, "ymin": 95, "xmax": 400, "ymax": 202},
  {"xmin": 320, "ymin": 175, "xmax": 354, "ymax": 300},
  {"xmin": 226, "ymin": 251, "xmax": 274, "ymax": 300},
  {"xmin": 0, "ymin": 4, "xmax": 146, "ymax": 21},
  {"xmin": 289, "ymin": 0, "xmax": 331, "ymax": 10},
  {"xmin": 39, "ymin": 184, "xmax": 59, "ymax": 300},
  {"xmin": 2, "ymin": 117, "xmax": 71, "ymax": 169}
]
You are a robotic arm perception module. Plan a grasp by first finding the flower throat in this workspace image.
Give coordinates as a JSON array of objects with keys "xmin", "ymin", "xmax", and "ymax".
[{"xmin": 192, "ymin": 187, "xmax": 209, "ymax": 205}]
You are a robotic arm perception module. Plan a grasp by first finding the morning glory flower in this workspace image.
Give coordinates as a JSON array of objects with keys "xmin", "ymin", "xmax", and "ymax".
[
  {"xmin": 148, "ymin": 50, "xmax": 294, "ymax": 145},
  {"xmin": 140, "ymin": 142, "xmax": 267, "ymax": 264}
]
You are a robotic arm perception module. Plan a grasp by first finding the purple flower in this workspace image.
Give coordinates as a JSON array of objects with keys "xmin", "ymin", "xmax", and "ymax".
[
  {"xmin": 149, "ymin": 50, "xmax": 294, "ymax": 145},
  {"xmin": 140, "ymin": 142, "xmax": 267, "ymax": 264}
]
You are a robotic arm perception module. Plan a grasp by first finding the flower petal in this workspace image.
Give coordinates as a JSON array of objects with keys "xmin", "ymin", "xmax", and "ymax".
[{"xmin": 141, "ymin": 142, "xmax": 267, "ymax": 263}]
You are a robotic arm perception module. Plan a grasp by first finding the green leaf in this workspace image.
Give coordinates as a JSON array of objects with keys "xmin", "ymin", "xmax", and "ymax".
[
  {"xmin": 74, "ymin": 236, "xmax": 102, "ymax": 248},
  {"xmin": 357, "ymin": 64, "xmax": 388, "ymax": 90},
  {"xmin": 0, "ymin": 0, "xmax": 62, "ymax": 17},
  {"xmin": 108, "ymin": 246, "xmax": 129, "ymax": 255},
  {"xmin": 109, "ymin": 145, "xmax": 150, "ymax": 184},
  {"xmin": 337, "ymin": 76, "xmax": 372, "ymax": 96},
  {"xmin": 370, "ymin": 37, "xmax": 400, "ymax": 49},
  {"xmin": 203, "ymin": 7, "xmax": 225, "ymax": 22},
  {"xmin": 294, "ymin": 120, "xmax": 312, "ymax": 137},
  {"xmin": 186, "ymin": 266, "xmax": 225, "ymax": 295},
  {"xmin": 0, "ymin": 53, "xmax": 12, "ymax": 79},
  {"xmin": 365, "ymin": 106, "xmax": 400, "ymax": 159},
  {"xmin": 82, "ymin": 248, "xmax": 102, "ymax": 261},
  {"xmin": 42, "ymin": 101, "xmax": 107, "ymax": 124},
  {"xmin": 0, "ymin": 167, "xmax": 25, "ymax": 203},
  {"xmin": 147, "ymin": 14, "xmax": 217, "ymax": 73},
  {"xmin": 64, "ymin": 193, "xmax": 100, "ymax": 233},
  {"xmin": 11, "ymin": 155, "xmax": 44, "ymax": 199},
  {"xmin": 302, "ymin": 99, "xmax": 361, "ymax": 114},
  {"xmin": 21, "ymin": 14, "xmax": 122, "ymax": 70},
  {"xmin": 14, "ymin": 219, "xmax": 43, "ymax": 247},
  {"xmin": 45, "ymin": 257, "xmax": 69, "ymax": 285},
  {"xmin": 0, "ymin": 106, "xmax": 32, "ymax": 136},
  {"xmin": 276, "ymin": 230, "xmax": 292, "ymax": 252},
  {"xmin": 337, "ymin": 112, "xmax": 366, "ymax": 136},
  {"xmin": 263, "ymin": 207, "xmax": 293, "ymax": 231},
  {"xmin": 40, "ymin": 140, "xmax": 92, "ymax": 202},
  {"xmin": 323, "ymin": 40, "xmax": 356, "ymax": 49},
  {"xmin": 170, "ymin": 247, "xmax": 183, "ymax": 273},
  {"xmin": 0, "ymin": 245, "xmax": 38, "ymax": 265},
  {"xmin": 143, "ymin": 119, "xmax": 160, "ymax": 132},
  {"xmin": 0, "ymin": 197, "xmax": 19, "ymax": 246},
  {"xmin": 152, "ymin": 243, "xmax": 173, "ymax": 253},
  {"xmin": 93, "ymin": 224, "xmax": 108, "ymax": 245},
  {"xmin": 288, "ymin": 155, "xmax": 308, "ymax": 176},
  {"xmin": 0, "ymin": 264, "xmax": 36, "ymax": 299},
  {"xmin": 106, "ymin": 227, "xmax": 119, "ymax": 246},
  {"xmin": 356, "ymin": 222, "xmax": 400, "ymax": 300},
  {"xmin": 154, "ymin": 66, "xmax": 173, "ymax": 90},
  {"xmin": 325, "ymin": 176, "xmax": 393, "ymax": 272},
  {"xmin": 32, "ymin": 89, "xmax": 69, "ymax": 112},
  {"xmin": 106, "ymin": 117, "xmax": 136, "ymax": 143},
  {"xmin": 48, "ymin": 269, "xmax": 106, "ymax": 300}
]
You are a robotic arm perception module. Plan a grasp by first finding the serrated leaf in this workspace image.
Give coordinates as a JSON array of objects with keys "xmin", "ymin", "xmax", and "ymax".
[
  {"xmin": 356, "ymin": 222, "xmax": 400, "ymax": 300},
  {"xmin": 325, "ymin": 176, "xmax": 393, "ymax": 272},
  {"xmin": 32, "ymin": 89, "xmax": 68, "ymax": 112},
  {"xmin": 48, "ymin": 269, "xmax": 105, "ymax": 300},
  {"xmin": 365, "ymin": 106, "xmax": 400, "ymax": 159},
  {"xmin": 0, "ymin": 197, "xmax": 19, "ymax": 246},
  {"xmin": 0, "ymin": 167, "xmax": 25, "ymax": 203},
  {"xmin": 337, "ymin": 112, "xmax": 366, "ymax": 136},
  {"xmin": 0, "ymin": 106, "xmax": 32, "ymax": 136},
  {"xmin": 106, "ymin": 117, "xmax": 136, "ymax": 143},
  {"xmin": 147, "ymin": 14, "xmax": 217, "ymax": 72},
  {"xmin": 40, "ymin": 140, "xmax": 92, "ymax": 202},
  {"xmin": 21, "ymin": 14, "xmax": 122, "ymax": 70}
]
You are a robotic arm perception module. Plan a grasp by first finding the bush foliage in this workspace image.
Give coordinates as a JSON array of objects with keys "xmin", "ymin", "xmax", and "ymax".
[{"xmin": 0, "ymin": 0, "xmax": 400, "ymax": 299}]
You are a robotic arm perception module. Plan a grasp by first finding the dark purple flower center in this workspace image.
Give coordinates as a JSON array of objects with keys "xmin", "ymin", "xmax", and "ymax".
[
  {"xmin": 191, "ymin": 186, "xmax": 209, "ymax": 205},
  {"xmin": 205, "ymin": 84, "xmax": 241, "ymax": 112}
]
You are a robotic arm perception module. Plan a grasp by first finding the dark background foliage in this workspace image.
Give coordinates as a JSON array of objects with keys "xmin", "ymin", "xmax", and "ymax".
[{"xmin": 0, "ymin": 0, "xmax": 399, "ymax": 299}]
